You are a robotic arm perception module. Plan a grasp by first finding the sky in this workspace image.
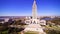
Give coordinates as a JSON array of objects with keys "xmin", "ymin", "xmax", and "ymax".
[{"xmin": 0, "ymin": 0, "xmax": 60, "ymax": 16}]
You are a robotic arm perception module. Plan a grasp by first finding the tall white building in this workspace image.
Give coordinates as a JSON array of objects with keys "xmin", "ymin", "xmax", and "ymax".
[
  {"xmin": 32, "ymin": 0, "xmax": 37, "ymax": 19},
  {"xmin": 24, "ymin": 0, "xmax": 46, "ymax": 34},
  {"xmin": 25, "ymin": 0, "xmax": 39, "ymax": 24},
  {"xmin": 25, "ymin": 0, "xmax": 46, "ymax": 25}
]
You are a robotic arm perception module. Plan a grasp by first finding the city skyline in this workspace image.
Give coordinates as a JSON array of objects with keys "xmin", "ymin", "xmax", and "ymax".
[{"xmin": 0, "ymin": 0, "xmax": 60, "ymax": 16}]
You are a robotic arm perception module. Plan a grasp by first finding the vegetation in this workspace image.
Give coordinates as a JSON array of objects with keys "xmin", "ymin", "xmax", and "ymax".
[
  {"xmin": 25, "ymin": 31, "xmax": 39, "ymax": 34},
  {"xmin": 51, "ymin": 18, "xmax": 60, "ymax": 25},
  {"xmin": 45, "ymin": 25, "xmax": 60, "ymax": 34},
  {"xmin": 0, "ymin": 19, "xmax": 25, "ymax": 34}
]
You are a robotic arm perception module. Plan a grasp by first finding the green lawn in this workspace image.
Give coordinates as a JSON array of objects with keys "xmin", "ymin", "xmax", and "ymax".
[
  {"xmin": 25, "ymin": 31, "xmax": 39, "ymax": 34},
  {"xmin": 0, "ymin": 30, "xmax": 8, "ymax": 34}
]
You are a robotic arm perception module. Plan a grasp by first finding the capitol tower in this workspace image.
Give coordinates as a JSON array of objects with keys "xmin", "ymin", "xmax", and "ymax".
[{"xmin": 32, "ymin": 0, "xmax": 37, "ymax": 19}]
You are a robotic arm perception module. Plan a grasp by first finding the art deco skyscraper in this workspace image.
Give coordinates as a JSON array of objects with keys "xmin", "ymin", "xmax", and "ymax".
[{"xmin": 32, "ymin": 0, "xmax": 37, "ymax": 19}]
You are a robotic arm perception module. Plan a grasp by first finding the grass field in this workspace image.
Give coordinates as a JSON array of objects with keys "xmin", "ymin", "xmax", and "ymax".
[{"xmin": 25, "ymin": 31, "xmax": 39, "ymax": 34}]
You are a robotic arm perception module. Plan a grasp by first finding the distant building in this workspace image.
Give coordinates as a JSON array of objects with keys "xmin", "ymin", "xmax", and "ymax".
[{"xmin": 4, "ymin": 18, "xmax": 9, "ymax": 22}]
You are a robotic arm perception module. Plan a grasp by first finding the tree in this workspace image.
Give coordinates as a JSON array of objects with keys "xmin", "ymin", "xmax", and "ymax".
[{"xmin": 51, "ymin": 18, "xmax": 60, "ymax": 25}]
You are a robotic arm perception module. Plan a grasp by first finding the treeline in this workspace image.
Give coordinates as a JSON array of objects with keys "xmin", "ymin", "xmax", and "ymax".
[
  {"xmin": 0, "ymin": 19, "xmax": 26, "ymax": 34},
  {"xmin": 51, "ymin": 17, "xmax": 60, "ymax": 25}
]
